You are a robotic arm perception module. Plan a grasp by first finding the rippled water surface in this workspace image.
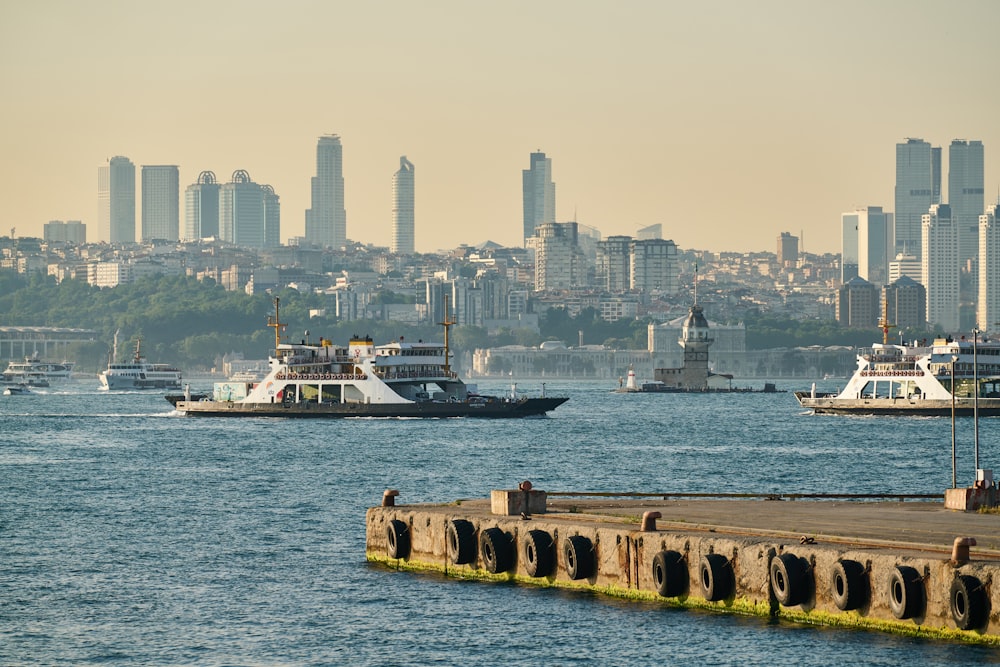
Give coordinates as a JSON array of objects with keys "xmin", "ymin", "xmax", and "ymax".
[{"xmin": 2, "ymin": 380, "xmax": 999, "ymax": 665}]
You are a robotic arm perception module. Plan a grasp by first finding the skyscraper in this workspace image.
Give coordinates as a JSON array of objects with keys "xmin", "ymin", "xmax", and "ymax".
[
  {"xmin": 532, "ymin": 222, "xmax": 581, "ymax": 290},
  {"xmin": 841, "ymin": 207, "xmax": 892, "ymax": 285},
  {"xmin": 141, "ymin": 165, "xmax": 179, "ymax": 241},
  {"xmin": 98, "ymin": 156, "xmax": 135, "ymax": 243},
  {"xmin": 305, "ymin": 135, "xmax": 346, "ymax": 249},
  {"xmin": 894, "ymin": 138, "xmax": 940, "ymax": 258},
  {"xmin": 777, "ymin": 232, "xmax": 798, "ymax": 267},
  {"xmin": 922, "ymin": 204, "xmax": 959, "ymax": 331},
  {"xmin": 262, "ymin": 184, "xmax": 281, "ymax": 249},
  {"xmin": 979, "ymin": 204, "xmax": 1000, "ymax": 331},
  {"xmin": 949, "ymin": 139, "xmax": 985, "ymax": 265},
  {"xmin": 391, "ymin": 156, "xmax": 415, "ymax": 254},
  {"xmin": 522, "ymin": 151, "xmax": 555, "ymax": 245},
  {"xmin": 184, "ymin": 171, "xmax": 220, "ymax": 240},
  {"xmin": 219, "ymin": 169, "xmax": 278, "ymax": 249},
  {"xmin": 596, "ymin": 235, "xmax": 632, "ymax": 291}
]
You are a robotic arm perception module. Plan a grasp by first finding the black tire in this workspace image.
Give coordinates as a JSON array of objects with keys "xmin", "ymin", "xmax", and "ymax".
[
  {"xmin": 831, "ymin": 559, "xmax": 867, "ymax": 611},
  {"xmin": 888, "ymin": 565, "xmax": 923, "ymax": 620},
  {"xmin": 386, "ymin": 519, "xmax": 410, "ymax": 559},
  {"xmin": 479, "ymin": 527, "xmax": 514, "ymax": 574},
  {"xmin": 950, "ymin": 575, "xmax": 987, "ymax": 631},
  {"xmin": 447, "ymin": 519, "xmax": 476, "ymax": 565},
  {"xmin": 770, "ymin": 553, "xmax": 807, "ymax": 607},
  {"xmin": 652, "ymin": 550, "xmax": 687, "ymax": 597},
  {"xmin": 700, "ymin": 553, "xmax": 733, "ymax": 602},
  {"xmin": 524, "ymin": 529, "xmax": 555, "ymax": 578},
  {"xmin": 563, "ymin": 535, "xmax": 595, "ymax": 580}
]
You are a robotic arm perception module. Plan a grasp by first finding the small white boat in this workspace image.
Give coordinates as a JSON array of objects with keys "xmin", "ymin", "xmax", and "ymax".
[
  {"xmin": 3, "ymin": 384, "xmax": 32, "ymax": 396},
  {"xmin": 98, "ymin": 332, "xmax": 182, "ymax": 391}
]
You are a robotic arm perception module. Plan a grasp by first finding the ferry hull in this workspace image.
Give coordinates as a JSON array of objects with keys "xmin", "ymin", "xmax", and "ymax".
[
  {"xmin": 796, "ymin": 394, "xmax": 1000, "ymax": 416},
  {"xmin": 173, "ymin": 397, "xmax": 568, "ymax": 418}
]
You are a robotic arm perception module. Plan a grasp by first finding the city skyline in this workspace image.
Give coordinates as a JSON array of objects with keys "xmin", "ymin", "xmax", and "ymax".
[{"xmin": 3, "ymin": 1, "xmax": 1000, "ymax": 254}]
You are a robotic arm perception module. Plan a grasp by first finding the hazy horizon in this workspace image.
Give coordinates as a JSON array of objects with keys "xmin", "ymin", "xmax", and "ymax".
[{"xmin": 3, "ymin": 0, "xmax": 999, "ymax": 254}]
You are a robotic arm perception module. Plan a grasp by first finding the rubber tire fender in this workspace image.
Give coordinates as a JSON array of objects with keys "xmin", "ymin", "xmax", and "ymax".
[
  {"xmin": 386, "ymin": 519, "xmax": 410, "ymax": 559},
  {"xmin": 950, "ymin": 574, "xmax": 987, "ymax": 631},
  {"xmin": 831, "ymin": 559, "xmax": 867, "ymax": 611},
  {"xmin": 652, "ymin": 550, "xmax": 687, "ymax": 598},
  {"xmin": 700, "ymin": 553, "xmax": 733, "ymax": 602},
  {"xmin": 888, "ymin": 565, "xmax": 923, "ymax": 620},
  {"xmin": 479, "ymin": 527, "xmax": 514, "ymax": 574},
  {"xmin": 770, "ymin": 552, "xmax": 807, "ymax": 607},
  {"xmin": 563, "ymin": 535, "xmax": 595, "ymax": 580},
  {"xmin": 523, "ymin": 529, "xmax": 555, "ymax": 578},
  {"xmin": 447, "ymin": 519, "xmax": 477, "ymax": 565}
]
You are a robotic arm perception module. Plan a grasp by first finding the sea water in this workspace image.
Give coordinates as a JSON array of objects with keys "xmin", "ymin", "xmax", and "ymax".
[{"xmin": 2, "ymin": 380, "xmax": 999, "ymax": 666}]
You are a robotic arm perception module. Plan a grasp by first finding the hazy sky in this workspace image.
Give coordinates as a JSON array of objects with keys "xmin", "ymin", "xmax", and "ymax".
[{"xmin": 2, "ymin": 1, "xmax": 999, "ymax": 254}]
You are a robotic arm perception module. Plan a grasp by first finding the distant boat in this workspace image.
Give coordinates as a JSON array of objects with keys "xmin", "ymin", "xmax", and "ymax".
[
  {"xmin": 3, "ymin": 384, "xmax": 32, "ymax": 396},
  {"xmin": 98, "ymin": 333, "xmax": 182, "ymax": 391},
  {"xmin": 2, "ymin": 354, "xmax": 74, "ymax": 387}
]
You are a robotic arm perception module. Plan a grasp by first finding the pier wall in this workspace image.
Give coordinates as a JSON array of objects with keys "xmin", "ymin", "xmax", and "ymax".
[{"xmin": 366, "ymin": 502, "xmax": 999, "ymax": 645}]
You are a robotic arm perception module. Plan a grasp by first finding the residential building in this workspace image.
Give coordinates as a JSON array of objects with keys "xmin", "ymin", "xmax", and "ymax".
[
  {"xmin": 596, "ymin": 235, "xmax": 632, "ymax": 291},
  {"xmin": 979, "ymin": 204, "xmax": 1000, "ymax": 331},
  {"xmin": 43, "ymin": 220, "xmax": 86, "ymax": 244},
  {"xmin": 630, "ymin": 239, "xmax": 678, "ymax": 293},
  {"xmin": 305, "ymin": 134, "xmax": 347, "ymax": 249},
  {"xmin": 532, "ymin": 222, "xmax": 582, "ymax": 290},
  {"xmin": 836, "ymin": 276, "xmax": 879, "ymax": 328},
  {"xmin": 522, "ymin": 151, "xmax": 555, "ymax": 244},
  {"xmin": 922, "ymin": 204, "xmax": 960, "ymax": 331},
  {"xmin": 894, "ymin": 138, "xmax": 940, "ymax": 258},
  {"xmin": 184, "ymin": 171, "xmax": 220, "ymax": 240},
  {"xmin": 883, "ymin": 276, "xmax": 926, "ymax": 330},
  {"xmin": 391, "ymin": 156, "xmax": 415, "ymax": 254},
  {"xmin": 98, "ymin": 156, "xmax": 135, "ymax": 243},
  {"xmin": 949, "ymin": 139, "xmax": 985, "ymax": 265},
  {"xmin": 841, "ymin": 207, "xmax": 892, "ymax": 285},
  {"xmin": 141, "ymin": 165, "xmax": 179, "ymax": 241}
]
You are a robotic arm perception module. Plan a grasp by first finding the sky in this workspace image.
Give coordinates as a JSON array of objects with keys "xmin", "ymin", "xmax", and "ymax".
[{"xmin": 2, "ymin": 0, "xmax": 999, "ymax": 255}]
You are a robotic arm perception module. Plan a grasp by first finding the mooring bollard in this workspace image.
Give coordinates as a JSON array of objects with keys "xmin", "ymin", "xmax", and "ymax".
[
  {"xmin": 382, "ymin": 489, "xmax": 400, "ymax": 507},
  {"xmin": 641, "ymin": 511, "xmax": 662, "ymax": 531},
  {"xmin": 951, "ymin": 536, "xmax": 977, "ymax": 566},
  {"xmin": 520, "ymin": 480, "xmax": 533, "ymax": 518}
]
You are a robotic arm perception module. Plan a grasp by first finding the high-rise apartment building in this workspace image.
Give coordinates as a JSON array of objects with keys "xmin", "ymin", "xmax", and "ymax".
[
  {"xmin": 883, "ymin": 276, "xmax": 926, "ymax": 330},
  {"xmin": 979, "ymin": 204, "xmax": 1000, "ymax": 331},
  {"xmin": 895, "ymin": 138, "xmax": 940, "ymax": 258},
  {"xmin": 219, "ymin": 170, "xmax": 279, "ymax": 249},
  {"xmin": 777, "ymin": 232, "xmax": 798, "ymax": 267},
  {"xmin": 98, "ymin": 156, "xmax": 135, "ymax": 243},
  {"xmin": 305, "ymin": 135, "xmax": 347, "ymax": 249},
  {"xmin": 922, "ymin": 204, "xmax": 960, "ymax": 331},
  {"xmin": 391, "ymin": 156, "xmax": 415, "ymax": 254},
  {"xmin": 631, "ymin": 239, "xmax": 679, "ymax": 294},
  {"xmin": 43, "ymin": 220, "xmax": 86, "ymax": 244},
  {"xmin": 836, "ymin": 277, "xmax": 880, "ymax": 328},
  {"xmin": 532, "ymin": 222, "xmax": 581, "ymax": 291},
  {"xmin": 596, "ymin": 235, "xmax": 632, "ymax": 292},
  {"xmin": 141, "ymin": 165, "xmax": 179, "ymax": 241},
  {"xmin": 522, "ymin": 151, "xmax": 555, "ymax": 245},
  {"xmin": 841, "ymin": 207, "xmax": 892, "ymax": 285},
  {"xmin": 949, "ymin": 139, "xmax": 985, "ymax": 265},
  {"xmin": 184, "ymin": 171, "xmax": 220, "ymax": 240}
]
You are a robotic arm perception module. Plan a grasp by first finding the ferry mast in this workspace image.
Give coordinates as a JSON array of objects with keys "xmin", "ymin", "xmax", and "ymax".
[
  {"xmin": 268, "ymin": 297, "xmax": 286, "ymax": 355},
  {"xmin": 438, "ymin": 294, "xmax": 457, "ymax": 376}
]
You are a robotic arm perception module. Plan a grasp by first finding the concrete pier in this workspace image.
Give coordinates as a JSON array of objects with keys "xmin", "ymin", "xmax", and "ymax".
[{"xmin": 366, "ymin": 490, "xmax": 1000, "ymax": 645}]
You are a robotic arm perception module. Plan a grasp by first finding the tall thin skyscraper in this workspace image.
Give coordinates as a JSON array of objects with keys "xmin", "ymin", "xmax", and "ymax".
[
  {"xmin": 391, "ymin": 156, "xmax": 415, "ymax": 254},
  {"xmin": 141, "ymin": 165, "xmax": 179, "ymax": 241},
  {"xmin": 184, "ymin": 171, "xmax": 220, "ymax": 240},
  {"xmin": 841, "ymin": 207, "xmax": 891, "ymax": 285},
  {"xmin": 949, "ymin": 139, "xmax": 985, "ymax": 265},
  {"xmin": 922, "ymin": 204, "xmax": 960, "ymax": 331},
  {"xmin": 305, "ymin": 135, "xmax": 346, "ymax": 249},
  {"xmin": 98, "ymin": 156, "xmax": 136, "ymax": 243},
  {"xmin": 522, "ymin": 151, "xmax": 555, "ymax": 245},
  {"xmin": 979, "ymin": 204, "xmax": 1000, "ymax": 332},
  {"xmin": 895, "ymin": 138, "xmax": 940, "ymax": 258}
]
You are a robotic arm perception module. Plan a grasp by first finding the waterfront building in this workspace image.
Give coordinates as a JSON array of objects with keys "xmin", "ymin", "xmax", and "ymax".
[
  {"xmin": 43, "ymin": 220, "xmax": 86, "ymax": 244},
  {"xmin": 184, "ymin": 171, "xmax": 220, "ymax": 240},
  {"xmin": 836, "ymin": 276, "xmax": 880, "ymax": 328},
  {"xmin": 950, "ymin": 140, "xmax": 985, "ymax": 265},
  {"xmin": 777, "ymin": 232, "xmax": 798, "ymax": 267},
  {"xmin": 883, "ymin": 276, "xmax": 926, "ymax": 330},
  {"xmin": 841, "ymin": 207, "xmax": 892, "ymax": 285},
  {"xmin": 630, "ymin": 239, "xmax": 678, "ymax": 294},
  {"xmin": 305, "ymin": 134, "xmax": 347, "ymax": 249},
  {"xmin": 141, "ymin": 165, "xmax": 179, "ymax": 241},
  {"xmin": 979, "ymin": 204, "xmax": 1000, "ymax": 332},
  {"xmin": 922, "ymin": 204, "xmax": 960, "ymax": 331},
  {"xmin": 596, "ymin": 235, "xmax": 632, "ymax": 292},
  {"xmin": 894, "ymin": 138, "xmax": 941, "ymax": 258},
  {"xmin": 391, "ymin": 156, "xmax": 415, "ymax": 254},
  {"xmin": 98, "ymin": 156, "xmax": 135, "ymax": 243},
  {"xmin": 522, "ymin": 151, "xmax": 555, "ymax": 245}
]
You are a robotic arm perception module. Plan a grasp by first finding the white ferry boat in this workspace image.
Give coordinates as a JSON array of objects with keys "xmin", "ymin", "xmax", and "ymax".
[
  {"xmin": 168, "ymin": 298, "xmax": 567, "ymax": 418},
  {"xmin": 1, "ymin": 355, "xmax": 75, "ymax": 387},
  {"xmin": 98, "ymin": 335, "xmax": 182, "ymax": 391},
  {"xmin": 796, "ymin": 334, "xmax": 1000, "ymax": 416}
]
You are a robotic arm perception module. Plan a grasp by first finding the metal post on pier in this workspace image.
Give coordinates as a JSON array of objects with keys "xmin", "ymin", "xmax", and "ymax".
[
  {"xmin": 951, "ymin": 355, "xmax": 957, "ymax": 489},
  {"xmin": 973, "ymin": 329, "xmax": 980, "ymax": 471}
]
